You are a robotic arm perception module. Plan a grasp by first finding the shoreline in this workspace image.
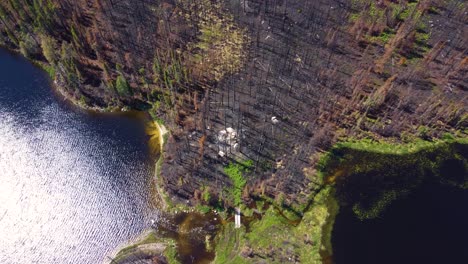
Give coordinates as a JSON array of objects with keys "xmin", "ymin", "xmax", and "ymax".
[
  {"xmin": 150, "ymin": 120, "xmax": 171, "ymax": 211},
  {"xmin": 103, "ymin": 229, "xmax": 170, "ymax": 264},
  {"xmin": 209, "ymin": 137, "xmax": 467, "ymax": 263},
  {"xmin": 79, "ymin": 131, "xmax": 468, "ymax": 264},
  {"xmin": 3, "ymin": 45, "xmax": 467, "ymax": 263}
]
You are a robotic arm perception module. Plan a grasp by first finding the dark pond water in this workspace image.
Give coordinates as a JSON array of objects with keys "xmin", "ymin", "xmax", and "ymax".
[
  {"xmin": 332, "ymin": 181, "xmax": 468, "ymax": 264},
  {"xmin": 0, "ymin": 49, "xmax": 157, "ymax": 263}
]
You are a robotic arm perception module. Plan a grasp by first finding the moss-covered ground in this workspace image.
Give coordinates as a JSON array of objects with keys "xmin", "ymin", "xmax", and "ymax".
[{"xmin": 213, "ymin": 186, "xmax": 338, "ymax": 264}]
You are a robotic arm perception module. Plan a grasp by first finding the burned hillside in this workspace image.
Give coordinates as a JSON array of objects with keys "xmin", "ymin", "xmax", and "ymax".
[
  {"xmin": 0, "ymin": 0, "xmax": 466, "ymax": 211},
  {"xmin": 160, "ymin": 0, "xmax": 467, "ymax": 211}
]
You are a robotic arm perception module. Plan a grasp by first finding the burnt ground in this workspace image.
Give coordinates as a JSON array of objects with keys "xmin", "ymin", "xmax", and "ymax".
[
  {"xmin": 0, "ymin": 0, "xmax": 466, "ymax": 211},
  {"xmin": 159, "ymin": 0, "xmax": 467, "ymax": 210}
]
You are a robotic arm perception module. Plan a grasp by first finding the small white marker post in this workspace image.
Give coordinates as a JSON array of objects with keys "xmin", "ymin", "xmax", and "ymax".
[{"xmin": 235, "ymin": 207, "xmax": 241, "ymax": 228}]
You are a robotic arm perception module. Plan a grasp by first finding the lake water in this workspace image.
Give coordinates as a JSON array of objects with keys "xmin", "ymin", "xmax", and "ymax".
[
  {"xmin": 332, "ymin": 181, "xmax": 468, "ymax": 264},
  {"xmin": 0, "ymin": 49, "xmax": 156, "ymax": 263}
]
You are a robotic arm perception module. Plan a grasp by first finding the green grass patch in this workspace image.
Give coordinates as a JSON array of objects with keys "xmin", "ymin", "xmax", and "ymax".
[
  {"xmin": 213, "ymin": 186, "xmax": 339, "ymax": 263},
  {"xmin": 187, "ymin": 0, "xmax": 248, "ymax": 81},
  {"xmin": 213, "ymin": 224, "xmax": 249, "ymax": 264},
  {"xmin": 196, "ymin": 204, "xmax": 212, "ymax": 214},
  {"xmin": 295, "ymin": 186, "xmax": 339, "ymax": 263},
  {"xmin": 164, "ymin": 240, "xmax": 181, "ymax": 264},
  {"xmin": 224, "ymin": 160, "xmax": 253, "ymax": 206}
]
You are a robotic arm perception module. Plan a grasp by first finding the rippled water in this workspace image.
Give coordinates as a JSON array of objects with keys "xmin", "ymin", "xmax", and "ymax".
[{"xmin": 0, "ymin": 49, "xmax": 156, "ymax": 263}]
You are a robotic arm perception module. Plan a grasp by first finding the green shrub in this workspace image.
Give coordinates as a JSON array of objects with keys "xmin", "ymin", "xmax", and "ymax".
[
  {"xmin": 19, "ymin": 34, "xmax": 39, "ymax": 58},
  {"xmin": 116, "ymin": 75, "xmax": 132, "ymax": 96},
  {"xmin": 38, "ymin": 63, "xmax": 56, "ymax": 79},
  {"xmin": 202, "ymin": 187, "xmax": 211, "ymax": 202},
  {"xmin": 370, "ymin": 29, "xmax": 395, "ymax": 44},
  {"xmin": 196, "ymin": 205, "xmax": 211, "ymax": 214},
  {"xmin": 40, "ymin": 34, "xmax": 57, "ymax": 64},
  {"xmin": 417, "ymin": 125, "xmax": 430, "ymax": 139},
  {"xmin": 398, "ymin": 2, "xmax": 418, "ymax": 21}
]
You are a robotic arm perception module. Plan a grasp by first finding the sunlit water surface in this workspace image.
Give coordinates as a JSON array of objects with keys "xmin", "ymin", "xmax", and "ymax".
[{"xmin": 0, "ymin": 49, "xmax": 156, "ymax": 263}]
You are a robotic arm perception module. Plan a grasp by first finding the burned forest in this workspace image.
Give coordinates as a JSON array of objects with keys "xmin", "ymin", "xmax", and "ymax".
[{"xmin": 0, "ymin": 0, "xmax": 467, "ymax": 217}]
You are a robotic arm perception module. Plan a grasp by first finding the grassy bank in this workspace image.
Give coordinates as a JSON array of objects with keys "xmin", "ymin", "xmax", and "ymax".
[{"xmin": 213, "ymin": 186, "xmax": 338, "ymax": 264}]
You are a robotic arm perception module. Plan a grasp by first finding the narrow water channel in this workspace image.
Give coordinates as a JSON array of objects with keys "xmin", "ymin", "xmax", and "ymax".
[
  {"xmin": 332, "ymin": 181, "xmax": 468, "ymax": 264},
  {"xmin": 0, "ymin": 49, "xmax": 156, "ymax": 263}
]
